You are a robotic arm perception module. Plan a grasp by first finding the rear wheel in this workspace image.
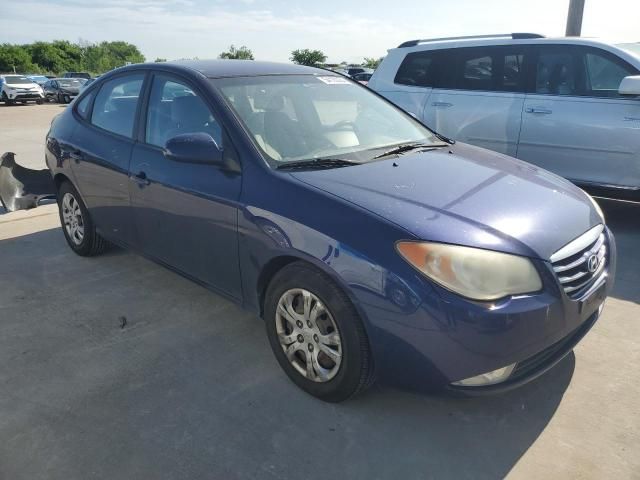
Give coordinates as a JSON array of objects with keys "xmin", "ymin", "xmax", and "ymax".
[
  {"xmin": 264, "ymin": 262, "xmax": 374, "ymax": 402},
  {"xmin": 36, "ymin": 99, "xmax": 43, "ymax": 105},
  {"xmin": 57, "ymin": 181, "xmax": 108, "ymax": 256}
]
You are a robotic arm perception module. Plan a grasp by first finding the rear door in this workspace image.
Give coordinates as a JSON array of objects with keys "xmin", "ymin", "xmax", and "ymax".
[
  {"xmin": 69, "ymin": 73, "xmax": 146, "ymax": 245},
  {"xmin": 424, "ymin": 45, "xmax": 528, "ymax": 157},
  {"xmin": 517, "ymin": 44, "xmax": 640, "ymax": 188},
  {"xmin": 129, "ymin": 73, "xmax": 243, "ymax": 298}
]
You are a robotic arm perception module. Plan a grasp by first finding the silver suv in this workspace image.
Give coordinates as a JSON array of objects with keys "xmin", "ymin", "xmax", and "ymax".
[{"xmin": 369, "ymin": 34, "xmax": 640, "ymax": 199}]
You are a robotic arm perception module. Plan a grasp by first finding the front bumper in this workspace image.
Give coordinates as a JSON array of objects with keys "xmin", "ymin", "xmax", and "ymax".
[
  {"xmin": 359, "ymin": 227, "xmax": 617, "ymax": 392},
  {"xmin": 5, "ymin": 90, "xmax": 44, "ymax": 100}
]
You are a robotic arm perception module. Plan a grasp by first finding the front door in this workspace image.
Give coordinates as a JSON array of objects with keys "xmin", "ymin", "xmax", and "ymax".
[
  {"xmin": 517, "ymin": 45, "xmax": 640, "ymax": 188},
  {"xmin": 129, "ymin": 73, "xmax": 242, "ymax": 298},
  {"xmin": 423, "ymin": 45, "xmax": 528, "ymax": 158}
]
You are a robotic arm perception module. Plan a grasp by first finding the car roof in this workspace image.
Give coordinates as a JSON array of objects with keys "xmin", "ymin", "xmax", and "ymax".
[
  {"xmin": 392, "ymin": 35, "xmax": 628, "ymax": 52},
  {"xmin": 117, "ymin": 60, "xmax": 331, "ymax": 78}
]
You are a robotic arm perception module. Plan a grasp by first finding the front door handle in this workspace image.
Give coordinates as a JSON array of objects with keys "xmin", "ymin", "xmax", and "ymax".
[
  {"xmin": 432, "ymin": 102, "xmax": 453, "ymax": 108},
  {"xmin": 525, "ymin": 107, "xmax": 553, "ymax": 115},
  {"xmin": 132, "ymin": 171, "xmax": 150, "ymax": 186}
]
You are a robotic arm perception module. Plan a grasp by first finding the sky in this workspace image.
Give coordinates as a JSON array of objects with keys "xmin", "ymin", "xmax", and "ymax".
[{"xmin": 1, "ymin": 0, "xmax": 639, "ymax": 64}]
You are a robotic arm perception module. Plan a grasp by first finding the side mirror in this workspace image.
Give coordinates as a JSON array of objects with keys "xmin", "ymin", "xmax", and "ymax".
[
  {"xmin": 618, "ymin": 75, "xmax": 640, "ymax": 96},
  {"xmin": 163, "ymin": 132, "xmax": 223, "ymax": 165}
]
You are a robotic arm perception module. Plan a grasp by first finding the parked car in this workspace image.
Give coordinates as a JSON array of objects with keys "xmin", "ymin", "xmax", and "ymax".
[
  {"xmin": 0, "ymin": 75, "xmax": 45, "ymax": 105},
  {"xmin": 43, "ymin": 78, "xmax": 87, "ymax": 103},
  {"xmin": 79, "ymin": 77, "xmax": 97, "ymax": 93},
  {"xmin": 352, "ymin": 72, "xmax": 372, "ymax": 85},
  {"xmin": 27, "ymin": 74, "xmax": 50, "ymax": 86},
  {"xmin": 369, "ymin": 34, "xmax": 640, "ymax": 200},
  {"xmin": 46, "ymin": 60, "xmax": 614, "ymax": 402},
  {"xmin": 62, "ymin": 71, "xmax": 91, "ymax": 80}
]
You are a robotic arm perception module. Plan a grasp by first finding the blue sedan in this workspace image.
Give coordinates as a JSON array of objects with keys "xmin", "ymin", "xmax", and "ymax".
[{"xmin": 45, "ymin": 60, "xmax": 615, "ymax": 402}]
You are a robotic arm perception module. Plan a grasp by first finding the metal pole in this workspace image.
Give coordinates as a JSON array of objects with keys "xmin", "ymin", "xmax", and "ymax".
[{"xmin": 566, "ymin": 0, "xmax": 586, "ymax": 36}]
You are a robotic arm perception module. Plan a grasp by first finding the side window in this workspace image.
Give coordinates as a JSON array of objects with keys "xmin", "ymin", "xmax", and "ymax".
[
  {"xmin": 503, "ymin": 53, "xmax": 524, "ymax": 91},
  {"xmin": 459, "ymin": 51, "xmax": 493, "ymax": 90},
  {"xmin": 394, "ymin": 51, "xmax": 440, "ymax": 87},
  {"xmin": 91, "ymin": 74, "xmax": 144, "ymax": 138},
  {"xmin": 583, "ymin": 50, "xmax": 636, "ymax": 98},
  {"xmin": 75, "ymin": 91, "xmax": 95, "ymax": 120},
  {"xmin": 535, "ymin": 49, "xmax": 578, "ymax": 96},
  {"xmin": 145, "ymin": 76, "xmax": 222, "ymax": 148},
  {"xmin": 453, "ymin": 47, "xmax": 526, "ymax": 92}
]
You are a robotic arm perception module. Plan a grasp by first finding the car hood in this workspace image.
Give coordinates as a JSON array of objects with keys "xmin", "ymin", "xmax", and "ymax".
[
  {"xmin": 59, "ymin": 86, "xmax": 80, "ymax": 93},
  {"xmin": 291, "ymin": 142, "xmax": 601, "ymax": 260},
  {"xmin": 5, "ymin": 82, "xmax": 39, "ymax": 89}
]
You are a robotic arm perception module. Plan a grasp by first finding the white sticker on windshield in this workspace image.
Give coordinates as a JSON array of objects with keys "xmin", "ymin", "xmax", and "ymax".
[{"xmin": 317, "ymin": 76, "xmax": 351, "ymax": 85}]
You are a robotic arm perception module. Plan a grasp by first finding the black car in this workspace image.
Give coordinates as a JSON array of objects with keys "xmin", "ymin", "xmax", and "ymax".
[
  {"xmin": 62, "ymin": 72, "xmax": 91, "ymax": 80},
  {"xmin": 43, "ymin": 78, "xmax": 87, "ymax": 103}
]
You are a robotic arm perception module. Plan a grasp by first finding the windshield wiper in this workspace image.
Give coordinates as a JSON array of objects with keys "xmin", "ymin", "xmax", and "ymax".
[
  {"xmin": 372, "ymin": 142, "xmax": 445, "ymax": 160},
  {"xmin": 276, "ymin": 158, "xmax": 359, "ymax": 171}
]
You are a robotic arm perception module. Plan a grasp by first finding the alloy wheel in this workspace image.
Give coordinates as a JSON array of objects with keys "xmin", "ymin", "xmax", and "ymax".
[
  {"xmin": 275, "ymin": 288, "xmax": 342, "ymax": 382},
  {"xmin": 61, "ymin": 192, "xmax": 85, "ymax": 245}
]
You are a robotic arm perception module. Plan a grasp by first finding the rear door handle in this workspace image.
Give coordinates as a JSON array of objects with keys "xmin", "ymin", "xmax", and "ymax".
[
  {"xmin": 132, "ymin": 171, "xmax": 150, "ymax": 186},
  {"xmin": 525, "ymin": 107, "xmax": 552, "ymax": 115},
  {"xmin": 432, "ymin": 102, "xmax": 453, "ymax": 108}
]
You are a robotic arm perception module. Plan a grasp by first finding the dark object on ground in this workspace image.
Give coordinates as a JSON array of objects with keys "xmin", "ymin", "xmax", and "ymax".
[{"xmin": 0, "ymin": 152, "xmax": 56, "ymax": 212}]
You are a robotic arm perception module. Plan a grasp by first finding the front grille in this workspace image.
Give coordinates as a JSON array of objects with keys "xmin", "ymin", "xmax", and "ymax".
[{"xmin": 550, "ymin": 225, "xmax": 607, "ymax": 299}]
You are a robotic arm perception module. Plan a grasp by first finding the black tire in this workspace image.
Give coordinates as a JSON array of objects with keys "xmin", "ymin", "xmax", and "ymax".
[
  {"xmin": 264, "ymin": 262, "xmax": 375, "ymax": 402},
  {"xmin": 36, "ymin": 99, "xmax": 44, "ymax": 105},
  {"xmin": 2, "ymin": 92, "xmax": 14, "ymax": 105},
  {"xmin": 57, "ymin": 93, "xmax": 63, "ymax": 103},
  {"xmin": 57, "ymin": 181, "xmax": 108, "ymax": 256}
]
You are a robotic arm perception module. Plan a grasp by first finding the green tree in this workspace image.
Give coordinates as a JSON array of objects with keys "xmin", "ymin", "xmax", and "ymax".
[
  {"xmin": 290, "ymin": 49, "xmax": 327, "ymax": 66},
  {"xmin": 82, "ymin": 41, "xmax": 145, "ymax": 73},
  {"xmin": 27, "ymin": 40, "xmax": 83, "ymax": 73},
  {"xmin": 219, "ymin": 45, "xmax": 254, "ymax": 60},
  {"xmin": 0, "ymin": 44, "xmax": 37, "ymax": 73},
  {"xmin": 363, "ymin": 56, "xmax": 384, "ymax": 69}
]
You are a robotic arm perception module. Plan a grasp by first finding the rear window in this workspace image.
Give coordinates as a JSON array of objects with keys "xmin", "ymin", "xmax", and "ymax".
[{"xmin": 394, "ymin": 51, "xmax": 442, "ymax": 87}]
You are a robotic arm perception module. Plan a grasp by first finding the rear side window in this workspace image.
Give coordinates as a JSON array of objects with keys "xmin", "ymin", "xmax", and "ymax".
[
  {"xmin": 75, "ymin": 91, "xmax": 95, "ymax": 119},
  {"xmin": 394, "ymin": 51, "xmax": 442, "ymax": 87},
  {"xmin": 451, "ymin": 47, "xmax": 526, "ymax": 92},
  {"xmin": 91, "ymin": 74, "xmax": 144, "ymax": 138},
  {"xmin": 460, "ymin": 53, "xmax": 493, "ymax": 90}
]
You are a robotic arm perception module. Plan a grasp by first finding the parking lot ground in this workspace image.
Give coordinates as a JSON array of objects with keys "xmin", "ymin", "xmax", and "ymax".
[
  {"xmin": 0, "ymin": 104, "xmax": 639, "ymax": 480},
  {"xmin": 0, "ymin": 102, "xmax": 63, "ymax": 170}
]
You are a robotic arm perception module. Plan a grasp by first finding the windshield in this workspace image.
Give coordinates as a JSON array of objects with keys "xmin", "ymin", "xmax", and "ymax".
[
  {"xmin": 215, "ymin": 75, "xmax": 442, "ymax": 165},
  {"xmin": 58, "ymin": 79, "xmax": 86, "ymax": 87},
  {"xmin": 4, "ymin": 76, "xmax": 33, "ymax": 85},
  {"xmin": 617, "ymin": 43, "xmax": 640, "ymax": 60}
]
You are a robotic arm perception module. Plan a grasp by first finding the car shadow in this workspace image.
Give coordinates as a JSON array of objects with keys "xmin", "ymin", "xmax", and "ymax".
[
  {"xmin": 0, "ymin": 226, "xmax": 575, "ymax": 479},
  {"xmin": 597, "ymin": 198, "xmax": 640, "ymax": 304}
]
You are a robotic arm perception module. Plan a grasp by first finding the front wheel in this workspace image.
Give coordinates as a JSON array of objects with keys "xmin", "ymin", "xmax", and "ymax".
[
  {"xmin": 57, "ymin": 181, "xmax": 108, "ymax": 256},
  {"xmin": 264, "ymin": 262, "xmax": 374, "ymax": 402}
]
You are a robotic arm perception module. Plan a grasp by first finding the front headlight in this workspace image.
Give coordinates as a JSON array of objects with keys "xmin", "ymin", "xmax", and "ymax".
[
  {"xmin": 396, "ymin": 242, "xmax": 542, "ymax": 301},
  {"xmin": 585, "ymin": 191, "xmax": 605, "ymax": 222}
]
